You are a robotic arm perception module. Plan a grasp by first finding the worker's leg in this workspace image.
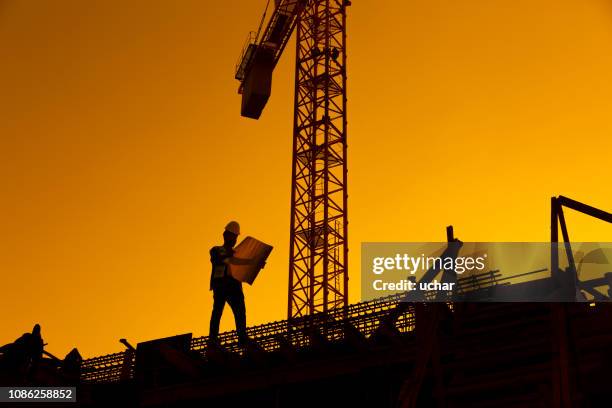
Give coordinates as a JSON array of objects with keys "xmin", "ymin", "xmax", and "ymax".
[
  {"xmin": 208, "ymin": 288, "xmax": 226, "ymax": 341},
  {"xmin": 227, "ymin": 287, "xmax": 247, "ymax": 344}
]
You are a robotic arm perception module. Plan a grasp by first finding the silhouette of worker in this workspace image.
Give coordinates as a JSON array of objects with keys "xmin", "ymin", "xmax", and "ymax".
[
  {"xmin": 0, "ymin": 324, "xmax": 44, "ymax": 379},
  {"xmin": 208, "ymin": 221, "xmax": 263, "ymax": 345}
]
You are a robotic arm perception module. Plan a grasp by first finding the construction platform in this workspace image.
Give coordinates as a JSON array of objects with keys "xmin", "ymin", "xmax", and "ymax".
[{"xmin": 74, "ymin": 292, "xmax": 612, "ymax": 407}]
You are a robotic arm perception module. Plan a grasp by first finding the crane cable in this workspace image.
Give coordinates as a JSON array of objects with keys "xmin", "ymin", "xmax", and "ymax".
[{"xmin": 254, "ymin": 0, "xmax": 273, "ymax": 44}]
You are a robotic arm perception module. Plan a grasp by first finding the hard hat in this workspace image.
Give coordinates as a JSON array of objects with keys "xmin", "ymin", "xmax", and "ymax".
[{"xmin": 225, "ymin": 221, "xmax": 240, "ymax": 235}]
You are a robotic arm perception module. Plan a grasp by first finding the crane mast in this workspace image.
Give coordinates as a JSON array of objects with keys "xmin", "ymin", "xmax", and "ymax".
[
  {"xmin": 237, "ymin": 0, "xmax": 350, "ymax": 319},
  {"xmin": 288, "ymin": 0, "xmax": 349, "ymax": 319}
]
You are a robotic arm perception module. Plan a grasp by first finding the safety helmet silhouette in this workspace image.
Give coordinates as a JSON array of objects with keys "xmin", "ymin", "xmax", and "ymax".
[{"xmin": 225, "ymin": 221, "xmax": 240, "ymax": 236}]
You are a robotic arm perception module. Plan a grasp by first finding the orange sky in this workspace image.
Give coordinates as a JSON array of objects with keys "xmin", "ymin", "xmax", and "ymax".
[{"xmin": 1, "ymin": 0, "xmax": 611, "ymax": 358}]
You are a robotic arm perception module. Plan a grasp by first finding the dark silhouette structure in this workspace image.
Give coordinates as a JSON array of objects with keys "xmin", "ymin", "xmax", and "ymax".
[
  {"xmin": 1, "ymin": 196, "xmax": 610, "ymax": 408},
  {"xmin": 0, "ymin": 324, "xmax": 82, "ymax": 388},
  {"xmin": 0, "ymin": 324, "xmax": 42, "ymax": 383},
  {"xmin": 67, "ymin": 196, "xmax": 612, "ymax": 407},
  {"xmin": 75, "ymin": 302, "xmax": 612, "ymax": 408}
]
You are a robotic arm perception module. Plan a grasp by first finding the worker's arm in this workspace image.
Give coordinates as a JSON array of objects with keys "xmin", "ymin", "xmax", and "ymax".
[
  {"xmin": 226, "ymin": 257, "xmax": 256, "ymax": 266},
  {"xmin": 226, "ymin": 257, "xmax": 266, "ymax": 268}
]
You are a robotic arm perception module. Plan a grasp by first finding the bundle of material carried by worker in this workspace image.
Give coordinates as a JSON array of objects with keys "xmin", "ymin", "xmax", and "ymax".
[{"xmin": 228, "ymin": 236, "xmax": 273, "ymax": 285}]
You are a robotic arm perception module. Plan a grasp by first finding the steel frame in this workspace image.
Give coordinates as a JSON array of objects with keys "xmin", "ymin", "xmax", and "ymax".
[
  {"xmin": 80, "ymin": 293, "xmax": 416, "ymax": 383},
  {"xmin": 288, "ymin": 0, "xmax": 349, "ymax": 319},
  {"xmin": 550, "ymin": 195, "xmax": 612, "ymax": 295}
]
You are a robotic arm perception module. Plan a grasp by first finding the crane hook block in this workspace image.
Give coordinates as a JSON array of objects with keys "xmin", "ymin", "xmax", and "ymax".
[{"xmin": 241, "ymin": 47, "xmax": 274, "ymax": 119}]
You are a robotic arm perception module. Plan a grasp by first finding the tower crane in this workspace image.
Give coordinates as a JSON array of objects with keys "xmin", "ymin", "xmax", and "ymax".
[{"xmin": 236, "ymin": 0, "xmax": 351, "ymax": 320}]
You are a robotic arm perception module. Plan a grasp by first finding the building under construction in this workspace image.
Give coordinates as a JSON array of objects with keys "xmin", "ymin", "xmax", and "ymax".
[
  {"xmin": 1, "ymin": 1, "xmax": 611, "ymax": 407},
  {"xmin": 77, "ymin": 303, "xmax": 611, "ymax": 408},
  {"xmin": 2, "ymin": 193, "xmax": 611, "ymax": 407},
  {"xmin": 2, "ymin": 261, "xmax": 612, "ymax": 407}
]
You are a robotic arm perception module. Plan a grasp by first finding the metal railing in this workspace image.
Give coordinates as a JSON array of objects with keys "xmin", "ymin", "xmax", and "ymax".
[
  {"xmin": 235, "ymin": 31, "xmax": 258, "ymax": 81},
  {"xmin": 80, "ymin": 292, "xmax": 414, "ymax": 383}
]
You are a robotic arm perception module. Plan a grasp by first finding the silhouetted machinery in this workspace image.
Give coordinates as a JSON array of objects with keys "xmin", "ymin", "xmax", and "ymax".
[
  {"xmin": 236, "ymin": 0, "xmax": 351, "ymax": 320},
  {"xmin": 0, "ymin": 325, "xmax": 82, "ymax": 387}
]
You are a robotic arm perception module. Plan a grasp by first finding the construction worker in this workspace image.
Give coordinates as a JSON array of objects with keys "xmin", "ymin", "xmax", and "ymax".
[
  {"xmin": 0, "ymin": 324, "xmax": 44, "ymax": 382},
  {"xmin": 208, "ymin": 221, "xmax": 263, "ymax": 345}
]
